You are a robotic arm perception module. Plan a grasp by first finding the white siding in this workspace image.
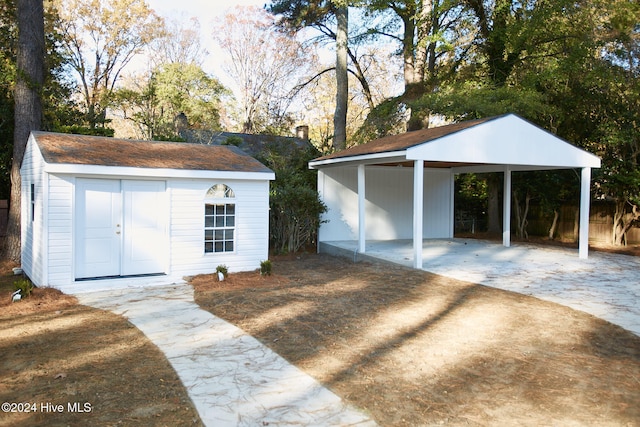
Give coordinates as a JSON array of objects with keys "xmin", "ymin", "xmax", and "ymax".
[
  {"xmin": 20, "ymin": 137, "xmax": 46, "ymax": 286},
  {"xmin": 422, "ymin": 169, "xmax": 453, "ymax": 238},
  {"xmin": 169, "ymin": 179, "xmax": 270, "ymax": 278},
  {"xmin": 318, "ymin": 167, "xmax": 359, "ymax": 241},
  {"xmin": 318, "ymin": 165, "xmax": 453, "ymax": 242},
  {"xmin": 46, "ymin": 175, "xmax": 74, "ymax": 286},
  {"xmin": 365, "ymin": 167, "xmax": 414, "ymax": 239}
]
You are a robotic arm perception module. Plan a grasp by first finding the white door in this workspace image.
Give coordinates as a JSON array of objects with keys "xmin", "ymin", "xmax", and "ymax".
[
  {"xmin": 122, "ymin": 180, "xmax": 167, "ymax": 275},
  {"xmin": 75, "ymin": 178, "xmax": 167, "ymax": 279},
  {"xmin": 75, "ymin": 179, "xmax": 122, "ymax": 279}
]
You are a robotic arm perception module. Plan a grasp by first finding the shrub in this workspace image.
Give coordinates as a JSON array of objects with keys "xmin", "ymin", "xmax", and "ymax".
[
  {"xmin": 215, "ymin": 264, "xmax": 228, "ymax": 278},
  {"xmin": 260, "ymin": 260, "xmax": 272, "ymax": 276},
  {"xmin": 256, "ymin": 139, "xmax": 327, "ymax": 254},
  {"xmin": 222, "ymin": 136, "xmax": 243, "ymax": 146},
  {"xmin": 270, "ymin": 183, "xmax": 326, "ymax": 253}
]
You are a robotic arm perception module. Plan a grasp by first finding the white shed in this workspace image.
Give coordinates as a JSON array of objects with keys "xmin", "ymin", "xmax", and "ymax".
[
  {"xmin": 20, "ymin": 131, "xmax": 275, "ymax": 292},
  {"xmin": 309, "ymin": 114, "xmax": 601, "ymax": 268}
]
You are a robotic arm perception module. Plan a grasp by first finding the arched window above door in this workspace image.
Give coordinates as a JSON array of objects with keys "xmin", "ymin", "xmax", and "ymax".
[{"xmin": 206, "ymin": 183, "xmax": 235, "ymax": 199}]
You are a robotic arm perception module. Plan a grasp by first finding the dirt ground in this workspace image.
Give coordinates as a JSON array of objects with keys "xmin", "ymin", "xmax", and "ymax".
[
  {"xmin": 0, "ymin": 261, "xmax": 203, "ymax": 427},
  {"xmin": 192, "ymin": 253, "xmax": 640, "ymax": 427},
  {"xmin": 1, "ymin": 241, "xmax": 639, "ymax": 427}
]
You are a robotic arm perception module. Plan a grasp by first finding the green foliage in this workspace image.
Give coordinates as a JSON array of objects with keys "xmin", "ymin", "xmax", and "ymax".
[
  {"xmin": 222, "ymin": 136, "xmax": 243, "ymax": 147},
  {"xmin": 350, "ymin": 97, "xmax": 408, "ymax": 145},
  {"xmin": 418, "ymin": 84, "xmax": 558, "ymax": 124},
  {"xmin": 13, "ymin": 278, "xmax": 34, "ymax": 299},
  {"xmin": 154, "ymin": 63, "xmax": 228, "ymax": 131},
  {"xmin": 53, "ymin": 0, "xmax": 164, "ymax": 131},
  {"xmin": 55, "ymin": 125, "xmax": 115, "ymax": 137},
  {"xmin": 113, "ymin": 63, "xmax": 229, "ymax": 140},
  {"xmin": 260, "ymin": 259, "xmax": 272, "ymax": 276},
  {"xmin": 270, "ymin": 182, "xmax": 327, "ymax": 253},
  {"xmin": 215, "ymin": 264, "xmax": 228, "ymax": 278},
  {"xmin": 0, "ymin": 1, "xmax": 87, "ymax": 199},
  {"xmin": 256, "ymin": 140, "xmax": 326, "ymax": 253},
  {"xmin": 455, "ymin": 174, "xmax": 488, "ymax": 226}
]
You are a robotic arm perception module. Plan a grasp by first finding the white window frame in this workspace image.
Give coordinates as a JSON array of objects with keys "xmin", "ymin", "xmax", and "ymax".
[{"xmin": 204, "ymin": 184, "xmax": 236, "ymax": 254}]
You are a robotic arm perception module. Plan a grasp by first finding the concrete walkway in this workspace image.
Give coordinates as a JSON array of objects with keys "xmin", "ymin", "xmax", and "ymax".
[
  {"xmin": 324, "ymin": 238, "xmax": 640, "ymax": 336},
  {"xmin": 75, "ymin": 284, "xmax": 377, "ymax": 427}
]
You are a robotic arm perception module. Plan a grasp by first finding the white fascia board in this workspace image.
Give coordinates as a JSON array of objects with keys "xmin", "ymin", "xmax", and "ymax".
[
  {"xmin": 44, "ymin": 163, "xmax": 275, "ymax": 181},
  {"xmin": 308, "ymin": 151, "xmax": 407, "ymax": 169}
]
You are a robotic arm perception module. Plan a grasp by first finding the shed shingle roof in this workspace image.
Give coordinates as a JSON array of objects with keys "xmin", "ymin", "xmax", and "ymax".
[{"xmin": 32, "ymin": 131, "xmax": 273, "ymax": 174}]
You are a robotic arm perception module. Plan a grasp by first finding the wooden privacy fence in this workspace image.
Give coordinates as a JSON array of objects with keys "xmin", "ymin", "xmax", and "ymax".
[{"xmin": 528, "ymin": 202, "xmax": 640, "ymax": 244}]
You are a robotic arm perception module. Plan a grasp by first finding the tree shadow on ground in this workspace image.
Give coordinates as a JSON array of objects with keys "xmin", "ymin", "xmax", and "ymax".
[
  {"xmin": 0, "ymin": 292, "xmax": 202, "ymax": 427},
  {"xmin": 193, "ymin": 253, "xmax": 640, "ymax": 426}
]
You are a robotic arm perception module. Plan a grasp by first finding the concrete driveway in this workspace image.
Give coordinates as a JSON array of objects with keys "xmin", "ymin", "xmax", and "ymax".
[{"xmin": 323, "ymin": 239, "xmax": 640, "ymax": 336}]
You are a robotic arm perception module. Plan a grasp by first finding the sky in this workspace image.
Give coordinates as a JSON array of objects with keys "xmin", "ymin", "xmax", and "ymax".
[{"xmin": 146, "ymin": 0, "xmax": 268, "ymax": 23}]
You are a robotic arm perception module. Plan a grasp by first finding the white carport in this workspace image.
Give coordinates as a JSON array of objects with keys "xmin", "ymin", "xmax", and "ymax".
[{"xmin": 309, "ymin": 114, "xmax": 601, "ymax": 268}]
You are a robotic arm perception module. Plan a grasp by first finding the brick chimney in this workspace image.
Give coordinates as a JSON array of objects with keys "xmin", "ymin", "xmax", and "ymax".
[{"xmin": 295, "ymin": 125, "xmax": 309, "ymax": 141}]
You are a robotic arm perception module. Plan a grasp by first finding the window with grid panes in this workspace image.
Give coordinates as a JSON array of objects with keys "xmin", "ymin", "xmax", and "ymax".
[{"xmin": 204, "ymin": 184, "xmax": 235, "ymax": 253}]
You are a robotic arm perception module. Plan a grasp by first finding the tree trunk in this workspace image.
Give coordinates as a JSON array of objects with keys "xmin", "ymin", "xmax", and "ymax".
[
  {"xmin": 333, "ymin": 5, "xmax": 348, "ymax": 151},
  {"xmin": 5, "ymin": 0, "xmax": 44, "ymax": 262},
  {"xmin": 414, "ymin": 0, "xmax": 431, "ymax": 85},
  {"xmin": 612, "ymin": 201, "xmax": 639, "ymax": 246},
  {"xmin": 512, "ymin": 191, "xmax": 530, "ymax": 239},
  {"xmin": 548, "ymin": 209, "xmax": 559, "ymax": 240},
  {"xmin": 487, "ymin": 174, "xmax": 501, "ymax": 234},
  {"xmin": 464, "ymin": 0, "xmax": 520, "ymax": 87}
]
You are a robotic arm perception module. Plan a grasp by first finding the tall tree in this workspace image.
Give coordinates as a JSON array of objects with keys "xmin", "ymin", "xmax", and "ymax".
[
  {"xmin": 333, "ymin": 3, "xmax": 348, "ymax": 149},
  {"xmin": 423, "ymin": 0, "xmax": 639, "ymax": 244},
  {"xmin": 6, "ymin": 0, "xmax": 44, "ymax": 261},
  {"xmin": 114, "ymin": 63, "xmax": 229, "ymax": 140},
  {"xmin": 147, "ymin": 15, "xmax": 208, "ymax": 68},
  {"xmin": 270, "ymin": 0, "xmax": 379, "ymax": 149},
  {"xmin": 0, "ymin": 1, "xmax": 18, "ymax": 201},
  {"xmin": 588, "ymin": 2, "xmax": 640, "ymax": 244},
  {"xmin": 361, "ymin": 0, "xmax": 474, "ymax": 130},
  {"xmin": 53, "ymin": 0, "xmax": 163, "ymax": 130},
  {"xmin": 213, "ymin": 6, "xmax": 310, "ymax": 134}
]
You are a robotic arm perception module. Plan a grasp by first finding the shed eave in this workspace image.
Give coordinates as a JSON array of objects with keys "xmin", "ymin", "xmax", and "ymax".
[{"xmin": 43, "ymin": 163, "xmax": 276, "ymax": 180}]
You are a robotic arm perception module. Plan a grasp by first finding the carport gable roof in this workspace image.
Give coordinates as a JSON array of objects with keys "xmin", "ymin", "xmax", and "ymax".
[
  {"xmin": 30, "ymin": 131, "xmax": 275, "ymax": 177},
  {"xmin": 309, "ymin": 114, "xmax": 601, "ymax": 171}
]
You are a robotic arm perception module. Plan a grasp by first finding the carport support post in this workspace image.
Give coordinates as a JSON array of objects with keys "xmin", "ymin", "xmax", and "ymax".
[
  {"xmin": 358, "ymin": 164, "xmax": 366, "ymax": 253},
  {"xmin": 579, "ymin": 167, "xmax": 591, "ymax": 259},
  {"xmin": 413, "ymin": 160, "xmax": 424, "ymax": 269},
  {"xmin": 503, "ymin": 166, "xmax": 511, "ymax": 247}
]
